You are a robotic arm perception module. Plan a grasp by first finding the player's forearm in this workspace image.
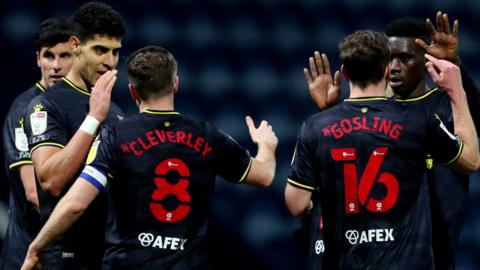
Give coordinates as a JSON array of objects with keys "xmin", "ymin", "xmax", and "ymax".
[
  {"xmin": 34, "ymin": 132, "xmax": 95, "ymax": 197},
  {"xmin": 460, "ymin": 66, "xmax": 480, "ymax": 130},
  {"xmin": 449, "ymin": 89, "xmax": 480, "ymax": 173},
  {"xmin": 285, "ymin": 184, "xmax": 312, "ymax": 216},
  {"xmin": 28, "ymin": 193, "xmax": 86, "ymax": 256},
  {"xmin": 246, "ymin": 144, "xmax": 276, "ymax": 187},
  {"xmin": 19, "ymin": 165, "xmax": 40, "ymax": 212}
]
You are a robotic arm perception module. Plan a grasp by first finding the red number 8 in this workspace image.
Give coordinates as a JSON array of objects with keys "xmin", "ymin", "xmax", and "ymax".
[{"xmin": 149, "ymin": 158, "xmax": 191, "ymax": 223}]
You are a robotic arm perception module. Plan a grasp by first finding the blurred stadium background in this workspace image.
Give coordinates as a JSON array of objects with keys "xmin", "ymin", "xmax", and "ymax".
[{"xmin": 0, "ymin": 0, "xmax": 479, "ymax": 269}]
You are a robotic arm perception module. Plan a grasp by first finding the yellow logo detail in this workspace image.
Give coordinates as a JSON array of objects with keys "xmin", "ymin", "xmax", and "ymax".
[
  {"xmin": 33, "ymin": 104, "xmax": 44, "ymax": 112},
  {"xmin": 426, "ymin": 155, "xmax": 433, "ymax": 170},
  {"xmin": 361, "ymin": 107, "xmax": 368, "ymax": 113},
  {"xmin": 164, "ymin": 121, "xmax": 171, "ymax": 127},
  {"xmin": 86, "ymin": 141, "xmax": 100, "ymax": 165},
  {"xmin": 19, "ymin": 118, "xmax": 24, "ymax": 128}
]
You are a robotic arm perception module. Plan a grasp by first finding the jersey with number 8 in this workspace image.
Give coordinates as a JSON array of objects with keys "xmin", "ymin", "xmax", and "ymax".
[{"xmin": 81, "ymin": 110, "xmax": 252, "ymax": 269}]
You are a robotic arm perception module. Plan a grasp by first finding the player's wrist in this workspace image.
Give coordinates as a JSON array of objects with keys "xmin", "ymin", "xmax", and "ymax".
[{"xmin": 79, "ymin": 115, "xmax": 100, "ymax": 135}]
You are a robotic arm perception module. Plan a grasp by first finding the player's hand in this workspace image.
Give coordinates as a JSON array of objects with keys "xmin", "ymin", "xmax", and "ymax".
[
  {"xmin": 245, "ymin": 116, "xmax": 278, "ymax": 151},
  {"xmin": 21, "ymin": 248, "xmax": 42, "ymax": 270},
  {"xmin": 88, "ymin": 70, "xmax": 117, "ymax": 123},
  {"xmin": 304, "ymin": 51, "xmax": 340, "ymax": 110},
  {"xmin": 425, "ymin": 54, "xmax": 463, "ymax": 95},
  {"xmin": 415, "ymin": 11, "xmax": 460, "ymax": 66}
]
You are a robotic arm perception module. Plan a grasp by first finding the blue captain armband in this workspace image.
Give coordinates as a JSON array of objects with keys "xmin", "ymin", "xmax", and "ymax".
[{"xmin": 80, "ymin": 165, "xmax": 107, "ymax": 192}]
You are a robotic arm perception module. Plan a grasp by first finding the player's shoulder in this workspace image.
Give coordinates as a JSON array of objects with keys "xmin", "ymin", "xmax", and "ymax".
[
  {"xmin": 8, "ymin": 84, "xmax": 44, "ymax": 113},
  {"xmin": 395, "ymin": 88, "xmax": 447, "ymax": 105},
  {"xmin": 109, "ymin": 101, "xmax": 124, "ymax": 115}
]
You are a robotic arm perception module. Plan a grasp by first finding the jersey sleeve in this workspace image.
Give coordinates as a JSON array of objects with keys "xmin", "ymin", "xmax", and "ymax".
[
  {"xmin": 3, "ymin": 108, "xmax": 31, "ymax": 170},
  {"xmin": 24, "ymin": 95, "xmax": 68, "ymax": 153},
  {"xmin": 288, "ymin": 121, "xmax": 317, "ymax": 191},
  {"xmin": 426, "ymin": 114, "xmax": 464, "ymax": 166},
  {"xmin": 79, "ymin": 126, "xmax": 116, "ymax": 192},
  {"xmin": 213, "ymin": 126, "xmax": 252, "ymax": 184}
]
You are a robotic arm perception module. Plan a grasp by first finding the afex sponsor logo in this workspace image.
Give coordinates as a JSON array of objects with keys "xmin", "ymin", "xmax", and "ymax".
[
  {"xmin": 345, "ymin": 228, "xmax": 394, "ymax": 245},
  {"xmin": 138, "ymin": 233, "xmax": 188, "ymax": 250}
]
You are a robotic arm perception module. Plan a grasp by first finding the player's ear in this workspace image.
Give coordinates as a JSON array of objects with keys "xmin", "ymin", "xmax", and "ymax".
[
  {"xmin": 385, "ymin": 64, "xmax": 391, "ymax": 81},
  {"xmin": 36, "ymin": 51, "xmax": 41, "ymax": 67},
  {"xmin": 341, "ymin": 65, "xmax": 350, "ymax": 81},
  {"xmin": 172, "ymin": 75, "xmax": 179, "ymax": 94},
  {"xmin": 69, "ymin": 36, "xmax": 81, "ymax": 56},
  {"xmin": 128, "ymin": 83, "xmax": 140, "ymax": 102}
]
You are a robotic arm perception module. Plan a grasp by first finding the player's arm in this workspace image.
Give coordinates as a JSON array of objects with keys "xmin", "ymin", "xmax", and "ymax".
[
  {"xmin": 460, "ymin": 66, "xmax": 480, "ymax": 130},
  {"xmin": 285, "ymin": 184, "xmax": 313, "ymax": 216},
  {"xmin": 19, "ymin": 165, "xmax": 39, "ymax": 212},
  {"xmin": 242, "ymin": 116, "xmax": 278, "ymax": 187},
  {"xmin": 21, "ymin": 178, "xmax": 99, "ymax": 270},
  {"xmin": 31, "ymin": 71, "xmax": 117, "ymax": 197},
  {"xmin": 416, "ymin": 12, "xmax": 480, "ymax": 129},
  {"xmin": 303, "ymin": 51, "xmax": 340, "ymax": 110},
  {"xmin": 425, "ymin": 54, "xmax": 480, "ymax": 173}
]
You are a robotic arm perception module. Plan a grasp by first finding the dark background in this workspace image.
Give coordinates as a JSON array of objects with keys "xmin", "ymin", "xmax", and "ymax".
[{"xmin": 0, "ymin": 1, "xmax": 479, "ymax": 269}]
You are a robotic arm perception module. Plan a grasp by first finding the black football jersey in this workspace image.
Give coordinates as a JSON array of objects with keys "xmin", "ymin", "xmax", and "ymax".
[
  {"xmin": 23, "ymin": 77, "xmax": 124, "ymax": 262},
  {"xmin": 396, "ymin": 88, "xmax": 468, "ymax": 269},
  {"xmin": 288, "ymin": 97, "xmax": 462, "ymax": 269},
  {"xmin": 0, "ymin": 83, "xmax": 45, "ymax": 269},
  {"xmin": 79, "ymin": 110, "xmax": 251, "ymax": 269}
]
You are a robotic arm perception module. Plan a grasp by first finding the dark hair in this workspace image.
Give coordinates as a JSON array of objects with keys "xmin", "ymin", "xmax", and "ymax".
[
  {"xmin": 34, "ymin": 18, "xmax": 74, "ymax": 51},
  {"xmin": 127, "ymin": 46, "xmax": 178, "ymax": 100},
  {"xmin": 339, "ymin": 30, "xmax": 390, "ymax": 88},
  {"xmin": 72, "ymin": 2, "xmax": 126, "ymax": 43},
  {"xmin": 385, "ymin": 18, "xmax": 430, "ymax": 43}
]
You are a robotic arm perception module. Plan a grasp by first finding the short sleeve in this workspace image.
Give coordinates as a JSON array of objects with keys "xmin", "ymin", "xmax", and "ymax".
[
  {"xmin": 24, "ymin": 95, "xmax": 68, "ymax": 153},
  {"xmin": 3, "ymin": 109, "xmax": 31, "ymax": 170},
  {"xmin": 426, "ymin": 114, "xmax": 463, "ymax": 166},
  {"xmin": 288, "ymin": 121, "xmax": 317, "ymax": 191},
  {"xmin": 214, "ymin": 127, "xmax": 252, "ymax": 183},
  {"xmin": 80, "ymin": 126, "xmax": 116, "ymax": 192}
]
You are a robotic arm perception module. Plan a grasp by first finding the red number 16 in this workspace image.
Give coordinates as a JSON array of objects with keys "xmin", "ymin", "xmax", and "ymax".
[{"xmin": 331, "ymin": 147, "xmax": 399, "ymax": 214}]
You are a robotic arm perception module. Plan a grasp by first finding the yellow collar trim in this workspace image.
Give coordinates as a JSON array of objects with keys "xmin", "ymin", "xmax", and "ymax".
[
  {"xmin": 62, "ymin": 77, "xmax": 90, "ymax": 96},
  {"xmin": 143, "ymin": 109, "xmax": 180, "ymax": 115},
  {"xmin": 395, "ymin": 88, "xmax": 439, "ymax": 102},
  {"xmin": 344, "ymin": 97, "xmax": 388, "ymax": 102},
  {"xmin": 35, "ymin": 82, "xmax": 46, "ymax": 93}
]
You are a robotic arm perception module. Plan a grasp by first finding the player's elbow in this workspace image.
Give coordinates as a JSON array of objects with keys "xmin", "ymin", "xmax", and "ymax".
[
  {"xmin": 64, "ymin": 200, "xmax": 88, "ymax": 216},
  {"xmin": 39, "ymin": 179, "xmax": 63, "ymax": 197},
  {"xmin": 451, "ymin": 153, "xmax": 480, "ymax": 174},
  {"xmin": 25, "ymin": 190, "xmax": 39, "ymax": 208},
  {"xmin": 285, "ymin": 198, "xmax": 306, "ymax": 217}
]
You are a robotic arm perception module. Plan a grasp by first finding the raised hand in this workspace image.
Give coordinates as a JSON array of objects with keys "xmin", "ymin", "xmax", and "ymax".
[
  {"xmin": 88, "ymin": 70, "xmax": 117, "ymax": 122},
  {"xmin": 21, "ymin": 248, "xmax": 42, "ymax": 270},
  {"xmin": 245, "ymin": 116, "xmax": 278, "ymax": 151},
  {"xmin": 425, "ymin": 54, "xmax": 462, "ymax": 95},
  {"xmin": 303, "ymin": 51, "xmax": 340, "ymax": 110},
  {"xmin": 415, "ymin": 11, "xmax": 460, "ymax": 65}
]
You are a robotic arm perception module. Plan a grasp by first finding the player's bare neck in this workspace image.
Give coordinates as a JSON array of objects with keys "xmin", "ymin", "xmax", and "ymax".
[
  {"xmin": 349, "ymin": 81, "xmax": 387, "ymax": 98},
  {"xmin": 139, "ymin": 96, "xmax": 174, "ymax": 113},
  {"xmin": 404, "ymin": 80, "xmax": 426, "ymax": 99}
]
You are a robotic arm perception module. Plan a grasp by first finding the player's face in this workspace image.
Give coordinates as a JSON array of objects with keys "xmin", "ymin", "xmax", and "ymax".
[
  {"xmin": 388, "ymin": 37, "xmax": 425, "ymax": 98},
  {"xmin": 78, "ymin": 35, "xmax": 121, "ymax": 88},
  {"xmin": 37, "ymin": 42, "xmax": 74, "ymax": 88}
]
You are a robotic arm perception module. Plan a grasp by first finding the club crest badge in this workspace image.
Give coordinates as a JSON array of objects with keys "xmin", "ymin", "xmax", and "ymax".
[
  {"xmin": 14, "ymin": 128, "xmax": 28, "ymax": 151},
  {"xmin": 30, "ymin": 109, "xmax": 48, "ymax": 135}
]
